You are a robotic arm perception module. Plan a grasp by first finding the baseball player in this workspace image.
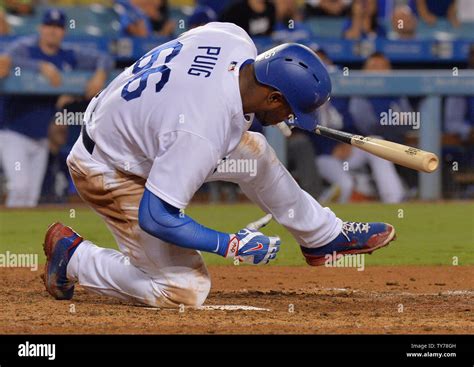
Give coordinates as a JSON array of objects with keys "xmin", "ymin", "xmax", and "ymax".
[{"xmin": 43, "ymin": 22, "xmax": 396, "ymax": 308}]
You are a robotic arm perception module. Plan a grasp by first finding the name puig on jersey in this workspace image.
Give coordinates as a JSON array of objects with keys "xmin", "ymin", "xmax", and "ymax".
[{"xmin": 187, "ymin": 46, "xmax": 221, "ymax": 78}]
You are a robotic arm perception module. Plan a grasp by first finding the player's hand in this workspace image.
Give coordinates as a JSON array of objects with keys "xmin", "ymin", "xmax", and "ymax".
[
  {"xmin": 40, "ymin": 62, "xmax": 62, "ymax": 87},
  {"xmin": 225, "ymin": 214, "xmax": 281, "ymax": 265}
]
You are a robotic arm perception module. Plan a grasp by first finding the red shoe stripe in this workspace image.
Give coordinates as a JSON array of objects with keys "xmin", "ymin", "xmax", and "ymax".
[{"xmin": 67, "ymin": 236, "xmax": 83, "ymax": 257}]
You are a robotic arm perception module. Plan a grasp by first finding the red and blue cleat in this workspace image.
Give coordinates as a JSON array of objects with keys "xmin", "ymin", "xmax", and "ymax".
[
  {"xmin": 42, "ymin": 222, "xmax": 83, "ymax": 300},
  {"xmin": 301, "ymin": 221, "xmax": 396, "ymax": 266}
]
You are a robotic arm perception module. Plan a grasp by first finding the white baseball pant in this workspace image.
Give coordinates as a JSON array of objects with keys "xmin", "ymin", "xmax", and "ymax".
[
  {"xmin": 1, "ymin": 130, "xmax": 49, "ymax": 207},
  {"xmin": 316, "ymin": 147, "xmax": 405, "ymax": 203}
]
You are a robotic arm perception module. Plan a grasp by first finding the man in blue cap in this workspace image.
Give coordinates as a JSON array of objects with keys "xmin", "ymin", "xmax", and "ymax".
[{"xmin": 0, "ymin": 9, "xmax": 113, "ymax": 207}]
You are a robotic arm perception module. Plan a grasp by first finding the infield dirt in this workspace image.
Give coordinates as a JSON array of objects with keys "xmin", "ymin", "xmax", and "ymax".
[{"xmin": 0, "ymin": 265, "xmax": 473, "ymax": 334}]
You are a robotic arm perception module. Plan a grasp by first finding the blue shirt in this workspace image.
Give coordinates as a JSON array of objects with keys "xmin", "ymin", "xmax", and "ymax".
[
  {"xmin": 116, "ymin": 0, "xmax": 153, "ymax": 37},
  {"xmin": 349, "ymin": 96, "xmax": 412, "ymax": 143},
  {"xmin": 444, "ymin": 96, "xmax": 474, "ymax": 140},
  {"xmin": 2, "ymin": 35, "xmax": 113, "ymax": 139},
  {"xmin": 423, "ymin": 0, "xmax": 454, "ymax": 17}
]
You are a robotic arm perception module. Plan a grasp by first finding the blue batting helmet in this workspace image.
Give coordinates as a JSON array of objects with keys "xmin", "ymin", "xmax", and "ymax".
[{"xmin": 254, "ymin": 43, "xmax": 332, "ymax": 131}]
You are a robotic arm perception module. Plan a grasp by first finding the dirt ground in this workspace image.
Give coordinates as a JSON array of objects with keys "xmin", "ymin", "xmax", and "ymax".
[{"xmin": 0, "ymin": 265, "xmax": 473, "ymax": 334}]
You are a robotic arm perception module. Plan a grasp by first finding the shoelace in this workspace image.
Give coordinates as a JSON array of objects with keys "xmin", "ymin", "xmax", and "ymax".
[{"xmin": 341, "ymin": 221, "xmax": 371, "ymax": 241}]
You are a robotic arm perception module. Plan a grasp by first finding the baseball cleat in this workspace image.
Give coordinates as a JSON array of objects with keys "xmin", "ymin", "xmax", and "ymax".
[
  {"xmin": 301, "ymin": 221, "xmax": 396, "ymax": 266},
  {"xmin": 42, "ymin": 222, "xmax": 83, "ymax": 300}
]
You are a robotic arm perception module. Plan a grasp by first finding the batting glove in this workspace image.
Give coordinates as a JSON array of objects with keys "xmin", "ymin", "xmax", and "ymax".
[{"xmin": 225, "ymin": 214, "xmax": 281, "ymax": 265}]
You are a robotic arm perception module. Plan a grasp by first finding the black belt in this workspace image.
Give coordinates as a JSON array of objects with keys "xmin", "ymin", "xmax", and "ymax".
[{"xmin": 82, "ymin": 126, "xmax": 95, "ymax": 155}]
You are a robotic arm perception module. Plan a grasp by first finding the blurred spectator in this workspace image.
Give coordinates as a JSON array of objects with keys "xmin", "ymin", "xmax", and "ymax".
[
  {"xmin": 0, "ymin": 8, "xmax": 113, "ymax": 207},
  {"xmin": 116, "ymin": 0, "xmax": 174, "ymax": 37},
  {"xmin": 457, "ymin": 0, "xmax": 474, "ymax": 23},
  {"xmin": 444, "ymin": 97, "xmax": 474, "ymax": 142},
  {"xmin": 149, "ymin": 0, "xmax": 175, "ymax": 36},
  {"xmin": 343, "ymin": 0, "xmax": 386, "ymax": 39},
  {"xmin": 197, "ymin": 0, "xmax": 235, "ymax": 16},
  {"xmin": 0, "ymin": 0, "xmax": 5, "ymax": 178},
  {"xmin": 219, "ymin": 0, "xmax": 276, "ymax": 37},
  {"xmin": 0, "ymin": 7, "xmax": 10, "ymax": 35},
  {"xmin": 188, "ymin": 5, "xmax": 217, "ymax": 29},
  {"xmin": 349, "ymin": 52, "xmax": 413, "ymax": 143},
  {"xmin": 273, "ymin": 0, "xmax": 312, "ymax": 42},
  {"xmin": 304, "ymin": 0, "xmax": 352, "ymax": 17},
  {"xmin": 442, "ymin": 45, "xmax": 474, "ymax": 198},
  {"xmin": 376, "ymin": 0, "xmax": 413, "ymax": 19},
  {"xmin": 40, "ymin": 123, "xmax": 69, "ymax": 203},
  {"xmin": 329, "ymin": 52, "xmax": 407, "ymax": 203},
  {"xmin": 4, "ymin": 0, "xmax": 35, "ymax": 15},
  {"xmin": 389, "ymin": 4, "xmax": 417, "ymax": 39},
  {"xmin": 115, "ymin": 0, "xmax": 154, "ymax": 37},
  {"xmin": 444, "ymin": 45, "xmax": 474, "ymax": 144},
  {"xmin": 308, "ymin": 46, "xmax": 404, "ymax": 203},
  {"xmin": 0, "ymin": 95, "xmax": 5, "ymax": 186},
  {"xmin": 287, "ymin": 129, "xmax": 324, "ymax": 199},
  {"xmin": 415, "ymin": 0, "xmax": 459, "ymax": 27}
]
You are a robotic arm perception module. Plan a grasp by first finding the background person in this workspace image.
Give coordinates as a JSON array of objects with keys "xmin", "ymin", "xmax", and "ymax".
[
  {"xmin": 415, "ymin": 0, "xmax": 459, "ymax": 27},
  {"xmin": 317, "ymin": 51, "xmax": 406, "ymax": 203},
  {"xmin": 219, "ymin": 0, "xmax": 276, "ymax": 37},
  {"xmin": 0, "ymin": 8, "xmax": 113, "ymax": 207},
  {"xmin": 389, "ymin": 4, "xmax": 417, "ymax": 40},
  {"xmin": 304, "ymin": 0, "xmax": 352, "ymax": 18},
  {"xmin": 343, "ymin": 0, "xmax": 386, "ymax": 39}
]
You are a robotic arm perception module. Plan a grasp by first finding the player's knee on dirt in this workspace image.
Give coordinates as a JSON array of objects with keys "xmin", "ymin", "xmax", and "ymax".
[{"xmin": 152, "ymin": 274, "xmax": 211, "ymax": 308}]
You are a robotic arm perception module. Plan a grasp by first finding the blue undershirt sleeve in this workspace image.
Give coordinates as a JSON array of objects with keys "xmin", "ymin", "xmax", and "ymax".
[{"xmin": 138, "ymin": 188, "xmax": 231, "ymax": 257}]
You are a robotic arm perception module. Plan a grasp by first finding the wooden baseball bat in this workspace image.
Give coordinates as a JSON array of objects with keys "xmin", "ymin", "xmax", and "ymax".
[{"xmin": 314, "ymin": 125, "xmax": 439, "ymax": 173}]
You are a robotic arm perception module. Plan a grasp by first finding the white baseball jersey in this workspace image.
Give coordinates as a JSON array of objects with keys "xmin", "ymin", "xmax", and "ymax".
[{"xmin": 83, "ymin": 22, "xmax": 257, "ymax": 208}]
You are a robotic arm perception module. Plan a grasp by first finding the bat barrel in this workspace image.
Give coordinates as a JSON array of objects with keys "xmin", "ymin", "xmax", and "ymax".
[
  {"xmin": 351, "ymin": 136, "xmax": 439, "ymax": 173},
  {"xmin": 424, "ymin": 155, "xmax": 439, "ymax": 173},
  {"xmin": 315, "ymin": 125, "xmax": 439, "ymax": 173}
]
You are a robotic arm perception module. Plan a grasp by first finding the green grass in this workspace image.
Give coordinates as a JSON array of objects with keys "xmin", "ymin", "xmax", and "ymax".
[{"xmin": 0, "ymin": 202, "xmax": 473, "ymax": 266}]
